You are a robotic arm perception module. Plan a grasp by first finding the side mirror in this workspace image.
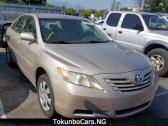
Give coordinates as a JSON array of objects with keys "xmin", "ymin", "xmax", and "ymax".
[
  {"xmin": 20, "ymin": 32, "xmax": 35, "ymax": 42},
  {"xmin": 134, "ymin": 24, "xmax": 144, "ymax": 31}
]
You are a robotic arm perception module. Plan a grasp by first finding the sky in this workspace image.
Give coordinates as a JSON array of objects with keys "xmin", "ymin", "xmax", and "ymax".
[{"xmin": 48, "ymin": 0, "xmax": 136, "ymax": 10}]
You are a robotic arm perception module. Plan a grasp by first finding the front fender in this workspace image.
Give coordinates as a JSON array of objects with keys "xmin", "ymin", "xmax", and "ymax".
[{"xmin": 143, "ymin": 40, "xmax": 168, "ymax": 54}]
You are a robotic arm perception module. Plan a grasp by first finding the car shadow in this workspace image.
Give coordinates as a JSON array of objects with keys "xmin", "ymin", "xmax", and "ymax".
[
  {"xmin": 0, "ymin": 51, "xmax": 38, "ymax": 117},
  {"xmin": 124, "ymin": 85, "xmax": 168, "ymax": 119}
]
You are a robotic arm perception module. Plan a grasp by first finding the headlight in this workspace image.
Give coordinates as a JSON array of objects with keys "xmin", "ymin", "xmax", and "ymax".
[{"xmin": 57, "ymin": 68, "xmax": 104, "ymax": 91}]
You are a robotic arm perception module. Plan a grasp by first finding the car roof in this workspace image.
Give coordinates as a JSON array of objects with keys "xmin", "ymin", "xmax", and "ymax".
[
  {"xmin": 21, "ymin": 13, "xmax": 85, "ymax": 20},
  {"xmin": 108, "ymin": 11, "xmax": 158, "ymax": 15}
]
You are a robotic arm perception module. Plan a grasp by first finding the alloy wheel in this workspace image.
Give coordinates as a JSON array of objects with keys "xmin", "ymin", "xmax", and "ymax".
[
  {"xmin": 39, "ymin": 80, "xmax": 51, "ymax": 112},
  {"xmin": 150, "ymin": 54, "xmax": 165, "ymax": 71}
]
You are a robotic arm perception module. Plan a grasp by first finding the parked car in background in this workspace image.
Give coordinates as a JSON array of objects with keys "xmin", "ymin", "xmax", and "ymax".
[
  {"xmin": 95, "ymin": 20, "xmax": 104, "ymax": 29},
  {"xmin": 0, "ymin": 12, "xmax": 21, "ymax": 48},
  {"xmin": 100, "ymin": 11, "xmax": 168, "ymax": 76},
  {"xmin": 0, "ymin": 3, "xmax": 64, "ymax": 48},
  {"xmin": 159, "ymin": 13, "xmax": 168, "ymax": 22},
  {"xmin": 4, "ymin": 13, "xmax": 158, "ymax": 118},
  {"xmin": 95, "ymin": 20, "xmax": 104, "ymax": 25}
]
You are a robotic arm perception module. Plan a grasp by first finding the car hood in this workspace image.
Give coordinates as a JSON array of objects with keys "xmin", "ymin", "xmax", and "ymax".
[{"xmin": 46, "ymin": 42, "xmax": 149, "ymax": 75}]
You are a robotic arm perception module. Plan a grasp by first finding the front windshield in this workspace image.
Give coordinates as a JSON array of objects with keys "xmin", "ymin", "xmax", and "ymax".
[
  {"xmin": 142, "ymin": 14, "xmax": 168, "ymax": 30},
  {"xmin": 39, "ymin": 18, "xmax": 110, "ymax": 44}
]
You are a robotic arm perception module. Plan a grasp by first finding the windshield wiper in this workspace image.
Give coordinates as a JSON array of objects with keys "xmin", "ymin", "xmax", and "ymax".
[{"xmin": 87, "ymin": 40, "xmax": 110, "ymax": 43}]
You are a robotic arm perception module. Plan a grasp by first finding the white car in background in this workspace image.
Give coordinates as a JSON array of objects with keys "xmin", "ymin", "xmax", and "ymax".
[
  {"xmin": 160, "ymin": 13, "xmax": 168, "ymax": 22},
  {"xmin": 95, "ymin": 20, "xmax": 104, "ymax": 29},
  {"xmin": 95, "ymin": 20, "xmax": 104, "ymax": 25}
]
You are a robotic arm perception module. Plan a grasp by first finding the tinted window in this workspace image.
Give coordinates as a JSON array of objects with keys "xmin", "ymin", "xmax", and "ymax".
[
  {"xmin": 23, "ymin": 16, "xmax": 36, "ymax": 36},
  {"xmin": 143, "ymin": 14, "xmax": 168, "ymax": 30},
  {"xmin": 106, "ymin": 13, "xmax": 121, "ymax": 27},
  {"xmin": 122, "ymin": 14, "xmax": 143, "ymax": 30},
  {"xmin": 12, "ymin": 16, "xmax": 27, "ymax": 33}
]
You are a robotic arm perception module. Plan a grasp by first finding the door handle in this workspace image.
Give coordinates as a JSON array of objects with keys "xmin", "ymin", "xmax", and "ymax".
[
  {"xmin": 118, "ymin": 31, "xmax": 122, "ymax": 34},
  {"xmin": 103, "ymin": 28, "xmax": 106, "ymax": 30}
]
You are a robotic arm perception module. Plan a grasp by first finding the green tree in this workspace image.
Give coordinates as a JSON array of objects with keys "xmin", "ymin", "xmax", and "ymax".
[
  {"xmin": 79, "ymin": 9, "xmax": 97, "ymax": 18},
  {"xmin": 120, "ymin": 7, "xmax": 132, "ymax": 11},
  {"xmin": 145, "ymin": 0, "xmax": 168, "ymax": 12},
  {"xmin": 47, "ymin": 3, "xmax": 54, "ymax": 7},
  {"xmin": 79, "ymin": 9, "xmax": 91, "ymax": 17},
  {"xmin": 95, "ymin": 10, "xmax": 104, "ymax": 17},
  {"xmin": 64, "ymin": 8, "xmax": 77, "ymax": 16}
]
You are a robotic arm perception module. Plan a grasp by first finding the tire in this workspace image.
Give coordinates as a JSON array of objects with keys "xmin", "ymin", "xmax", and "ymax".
[
  {"xmin": 147, "ymin": 48, "xmax": 168, "ymax": 76},
  {"xmin": 6, "ymin": 47, "xmax": 15, "ymax": 67},
  {"xmin": 0, "ymin": 34, "xmax": 7, "ymax": 48},
  {"xmin": 37, "ymin": 73, "xmax": 55, "ymax": 118}
]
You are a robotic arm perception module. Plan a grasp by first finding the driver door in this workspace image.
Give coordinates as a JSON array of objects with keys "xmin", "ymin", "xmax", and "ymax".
[{"xmin": 116, "ymin": 14, "xmax": 146, "ymax": 51}]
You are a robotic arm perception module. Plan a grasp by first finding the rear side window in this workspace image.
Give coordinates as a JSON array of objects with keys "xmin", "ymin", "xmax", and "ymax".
[
  {"xmin": 12, "ymin": 16, "xmax": 27, "ymax": 33},
  {"xmin": 106, "ymin": 13, "xmax": 121, "ymax": 27},
  {"xmin": 121, "ymin": 14, "xmax": 143, "ymax": 30}
]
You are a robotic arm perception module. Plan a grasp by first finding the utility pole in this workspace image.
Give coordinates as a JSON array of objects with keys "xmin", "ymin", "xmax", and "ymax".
[
  {"xmin": 64, "ymin": 0, "xmax": 67, "ymax": 9},
  {"xmin": 116, "ymin": 2, "xmax": 120, "ymax": 11},
  {"xmin": 111, "ymin": 0, "xmax": 116, "ymax": 11},
  {"xmin": 143, "ymin": 0, "xmax": 146, "ymax": 11}
]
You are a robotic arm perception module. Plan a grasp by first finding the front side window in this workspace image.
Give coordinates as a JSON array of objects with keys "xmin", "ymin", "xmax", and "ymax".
[
  {"xmin": 106, "ymin": 13, "xmax": 121, "ymax": 27},
  {"xmin": 40, "ymin": 18, "xmax": 110, "ymax": 44},
  {"xmin": 121, "ymin": 14, "xmax": 143, "ymax": 30},
  {"xmin": 12, "ymin": 16, "xmax": 27, "ymax": 33},
  {"xmin": 142, "ymin": 14, "xmax": 168, "ymax": 30},
  {"xmin": 23, "ymin": 16, "xmax": 36, "ymax": 36}
]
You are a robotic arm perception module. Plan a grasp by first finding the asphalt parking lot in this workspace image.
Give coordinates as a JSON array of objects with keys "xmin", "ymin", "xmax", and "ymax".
[{"xmin": 0, "ymin": 48, "xmax": 168, "ymax": 119}]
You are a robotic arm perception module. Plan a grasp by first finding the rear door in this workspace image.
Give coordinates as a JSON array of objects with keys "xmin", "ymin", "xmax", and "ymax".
[
  {"xmin": 102, "ymin": 13, "xmax": 121, "ymax": 40},
  {"xmin": 116, "ymin": 14, "xmax": 145, "ymax": 51}
]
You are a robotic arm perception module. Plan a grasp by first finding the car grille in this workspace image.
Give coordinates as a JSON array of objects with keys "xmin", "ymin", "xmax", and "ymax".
[{"xmin": 104, "ymin": 71, "xmax": 152, "ymax": 92}]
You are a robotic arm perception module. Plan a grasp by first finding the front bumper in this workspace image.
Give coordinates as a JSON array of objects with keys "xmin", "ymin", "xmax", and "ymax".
[{"xmin": 51, "ymin": 69, "xmax": 159, "ymax": 118}]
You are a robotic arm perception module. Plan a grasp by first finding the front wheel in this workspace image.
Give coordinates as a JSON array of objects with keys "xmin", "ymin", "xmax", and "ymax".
[
  {"xmin": 37, "ymin": 74, "xmax": 55, "ymax": 118},
  {"xmin": 147, "ymin": 48, "xmax": 168, "ymax": 76},
  {"xmin": 6, "ymin": 47, "xmax": 15, "ymax": 67}
]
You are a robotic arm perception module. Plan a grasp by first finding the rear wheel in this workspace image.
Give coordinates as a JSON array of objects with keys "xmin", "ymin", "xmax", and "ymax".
[
  {"xmin": 147, "ymin": 48, "xmax": 168, "ymax": 76},
  {"xmin": 37, "ymin": 74, "xmax": 55, "ymax": 118},
  {"xmin": 6, "ymin": 47, "xmax": 15, "ymax": 67}
]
